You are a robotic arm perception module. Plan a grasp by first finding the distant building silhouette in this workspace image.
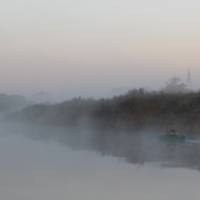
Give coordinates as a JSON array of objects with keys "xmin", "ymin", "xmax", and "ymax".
[{"xmin": 186, "ymin": 69, "xmax": 192, "ymax": 90}]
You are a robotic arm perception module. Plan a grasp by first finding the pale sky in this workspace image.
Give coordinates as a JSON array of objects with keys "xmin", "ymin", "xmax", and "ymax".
[{"xmin": 1, "ymin": 0, "xmax": 200, "ymax": 100}]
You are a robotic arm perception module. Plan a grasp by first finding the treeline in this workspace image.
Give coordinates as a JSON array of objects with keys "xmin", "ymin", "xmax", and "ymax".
[
  {"xmin": 0, "ymin": 94, "xmax": 33, "ymax": 117},
  {"xmin": 3, "ymin": 89, "xmax": 200, "ymax": 135}
]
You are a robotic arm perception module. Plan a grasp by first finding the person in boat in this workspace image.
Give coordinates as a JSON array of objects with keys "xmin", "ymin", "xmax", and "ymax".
[{"xmin": 169, "ymin": 126, "xmax": 177, "ymax": 136}]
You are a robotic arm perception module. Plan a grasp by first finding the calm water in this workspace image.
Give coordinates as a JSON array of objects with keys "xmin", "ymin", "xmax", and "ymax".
[{"xmin": 0, "ymin": 124, "xmax": 200, "ymax": 200}]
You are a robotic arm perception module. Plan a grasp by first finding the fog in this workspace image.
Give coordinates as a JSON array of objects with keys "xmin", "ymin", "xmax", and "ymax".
[
  {"xmin": 1, "ymin": 0, "xmax": 200, "ymax": 100},
  {"xmin": 0, "ymin": 62, "xmax": 198, "ymax": 102},
  {"xmin": 0, "ymin": 123, "xmax": 200, "ymax": 200},
  {"xmin": 1, "ymin": 123, "xmax": 200, "ymax": 171},
  {"xmin": 1, "ymin": 0, "xmax": 200, "ymax": 198}
]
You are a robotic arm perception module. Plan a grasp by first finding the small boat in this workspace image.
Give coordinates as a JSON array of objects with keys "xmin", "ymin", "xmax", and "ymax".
[{"xmin": 158, "ymin": 134, "xmax": 185, "ymax": 143}]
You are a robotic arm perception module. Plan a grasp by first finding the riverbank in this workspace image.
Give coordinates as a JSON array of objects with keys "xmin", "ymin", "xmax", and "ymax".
[{"xmin": 3, "ymin": 89, "xmax": 200, "ymax": 136}]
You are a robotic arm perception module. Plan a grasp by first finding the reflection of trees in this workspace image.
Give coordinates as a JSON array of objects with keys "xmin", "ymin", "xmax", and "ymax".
[{"xmin": 3, "ymin": 124, "xmax": 200, "ymax": 172}]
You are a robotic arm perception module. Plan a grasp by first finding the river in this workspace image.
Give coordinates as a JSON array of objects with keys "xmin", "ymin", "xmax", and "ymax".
[{"xmin": 0, "ymin": 123, "xmax": 199, "ymax": 200}]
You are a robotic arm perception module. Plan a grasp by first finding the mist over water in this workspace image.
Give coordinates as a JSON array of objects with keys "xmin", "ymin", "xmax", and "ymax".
[
  {"xmin": 1, "ymin": 0, "xmax": 200, "ymax": 198},
  {"xmin": 0, "ymin": 123, "xmax": 200, "ymax": 200}
]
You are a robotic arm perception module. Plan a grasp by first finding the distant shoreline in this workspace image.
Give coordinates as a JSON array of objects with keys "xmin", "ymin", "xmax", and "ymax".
[{"xmin": 3, "ymin": 89, "xmax": 200, "ymax": 136}]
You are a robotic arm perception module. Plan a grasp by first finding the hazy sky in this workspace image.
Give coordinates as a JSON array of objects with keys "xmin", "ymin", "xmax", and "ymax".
[{"xmin": 1, "ymin": 0, "xmax": 200, "ymax": 99}]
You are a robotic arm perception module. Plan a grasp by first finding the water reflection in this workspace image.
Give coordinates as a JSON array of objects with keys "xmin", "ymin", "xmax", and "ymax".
[
  {"xmin": 1, "ymin": 123, "xmax": 200, "ymax": 200},
  {"xmin": 1, "ymin": 123, "xmax": 200, "ymax": 171}
]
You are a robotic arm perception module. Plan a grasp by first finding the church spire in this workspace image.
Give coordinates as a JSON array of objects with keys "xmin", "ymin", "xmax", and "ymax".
[{"xmin": 186, "ymin": 69, "xmax": 192, "ymax": 89}]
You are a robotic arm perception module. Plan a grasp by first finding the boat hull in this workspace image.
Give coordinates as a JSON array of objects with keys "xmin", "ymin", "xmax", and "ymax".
[{"xmin": 158, "ymin": 135, "xmax": 185, "ymax": 143}]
